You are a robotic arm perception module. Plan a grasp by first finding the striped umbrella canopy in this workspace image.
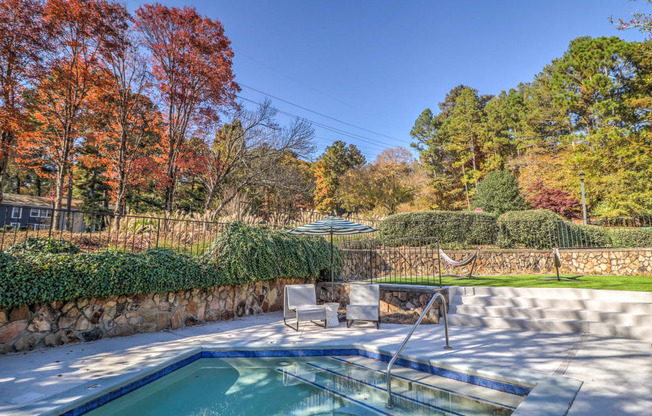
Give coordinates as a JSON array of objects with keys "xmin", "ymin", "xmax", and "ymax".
[
  {"xmin": 286, "ymin": 216, "xmax": 378, "ymax": 236},
  {"xmin": 287, "ymin": 216, "xmax": 378, "ymax": 301}
]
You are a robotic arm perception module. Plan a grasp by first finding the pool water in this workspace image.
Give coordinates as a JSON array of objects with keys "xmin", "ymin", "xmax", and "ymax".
[{"xmin": 86, "ymin": 357, "xmax": 520, "ymax": 416}]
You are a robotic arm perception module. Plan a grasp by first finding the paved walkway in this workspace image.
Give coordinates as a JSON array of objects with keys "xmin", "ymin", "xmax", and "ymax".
[{"xmin": 0, "ymin": 312, "xmax": 649, "ymax": 415}]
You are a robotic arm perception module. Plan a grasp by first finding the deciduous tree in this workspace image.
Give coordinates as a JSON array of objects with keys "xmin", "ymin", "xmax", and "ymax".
[
  {"xmin": 134, "ymin": 4, "xmax": 238, "ymax": 215},
  {"xmin": 0, "ymin": 0, "xmax": 47, "ymax": 204}
]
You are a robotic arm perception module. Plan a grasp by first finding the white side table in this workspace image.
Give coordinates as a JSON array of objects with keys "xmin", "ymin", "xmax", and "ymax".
[{"xmin": 325, "ymin": 303, "xmax": 340, "ymax": 328}]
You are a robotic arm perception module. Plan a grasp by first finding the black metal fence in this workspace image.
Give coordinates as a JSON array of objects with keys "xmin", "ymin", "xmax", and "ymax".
[
  {"xmin": 0, "ymin": 208, "xmax": 225, "ymax": 256},
  {"xmin": 2, "ymin": 200, "xmax": 651, "ymax": 256},
  {"xmin": 338, "ymin": 237, "xmax": 443, "ymax": 285}
]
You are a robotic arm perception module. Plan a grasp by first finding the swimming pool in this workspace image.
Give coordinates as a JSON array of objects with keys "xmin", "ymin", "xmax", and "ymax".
[{"xmin": 65, "ymin": 350, "xmax": 528, "ymax": 416}]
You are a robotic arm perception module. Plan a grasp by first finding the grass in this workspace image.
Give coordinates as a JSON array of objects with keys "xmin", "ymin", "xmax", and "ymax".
[{"xmin": 372, "ymin": 274, "xmax": 652, "ymax": 292}]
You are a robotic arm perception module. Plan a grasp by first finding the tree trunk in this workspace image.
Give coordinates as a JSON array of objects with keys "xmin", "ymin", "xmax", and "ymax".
[
  {"xmin": 461, "ymin": 164, "xmax": 470, "ymax": 209},
  {"xmin": 0, "ymin": 130, "xmax": 15, "ymax": 205}
]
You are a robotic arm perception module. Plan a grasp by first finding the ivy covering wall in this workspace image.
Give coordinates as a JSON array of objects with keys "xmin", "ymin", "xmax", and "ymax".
[{"xmin": 0, "ymin": 222, "xmax": 339, "ymax": 309}]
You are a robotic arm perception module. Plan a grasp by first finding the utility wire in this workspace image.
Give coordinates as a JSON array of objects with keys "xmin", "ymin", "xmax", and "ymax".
[
  {"xmin": 237, "ymin": 95, "xmax": 396, "ymax": 151},
  {"xmin": 239, "ymin": 83, "xmax": 412, "ymax": 146}
]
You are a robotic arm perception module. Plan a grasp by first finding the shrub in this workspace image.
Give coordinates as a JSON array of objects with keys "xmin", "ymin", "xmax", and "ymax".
[
  {"xmin": 497, "ymin": 209, "xmax": 562, "ymax": 249},
  {"xmin": 207, "ymin": 222, "xmax": 339, "ymax": 284},
  {"xmin": 0, "ymin": 223, "xmax": 335, "ymax": 309},
  {"xmin": 379, "ymin": 210, "xmax": 498, "ymax": 247},
  {"xmin": 472, "ymin": 170, "xmax": 527, "ymax": 215},
  {"xmin": 526, "ymin": 181, "xmax": 581, "ymax": 218},
  {"xmin": 5, "ymin": 237, "xmax": 81, "ymax": 255}
]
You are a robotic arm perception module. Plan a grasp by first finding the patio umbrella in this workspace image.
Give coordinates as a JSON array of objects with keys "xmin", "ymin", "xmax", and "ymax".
[{"xmin": 287, "ymin": 216, "xmax": 378, "ymax": 300}]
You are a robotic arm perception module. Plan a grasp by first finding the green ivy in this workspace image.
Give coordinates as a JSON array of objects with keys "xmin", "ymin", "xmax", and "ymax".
[
  {"xmin": 0, "ymin": 225, "xmax": 337, "ymax": 309},
  {"xmin": 206, "ymin": 222, "xmax": 340, "ymax": 284},
  {"xmin": 5, "ymin": 237, "xmax": 81, "ymax": 255}
]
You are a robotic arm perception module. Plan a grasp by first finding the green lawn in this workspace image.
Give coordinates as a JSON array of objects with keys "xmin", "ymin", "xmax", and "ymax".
[{"xmin": 372, "ymin": 274, "xmax": 652, "ymax": 292}]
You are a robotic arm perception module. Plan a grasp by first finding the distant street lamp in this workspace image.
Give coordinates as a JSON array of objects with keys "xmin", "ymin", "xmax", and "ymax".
[{"xmin": 579, "ymin": 172, "xmax": 587, "ymax": 225}]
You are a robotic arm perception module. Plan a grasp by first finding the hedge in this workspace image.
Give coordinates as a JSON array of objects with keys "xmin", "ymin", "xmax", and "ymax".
[
  {"xmin": 498, "ymin": 210, "xmax": 652, "ymax": 249},
  {"xmin": 378, "ymin": 209, "xmax": 652, "ymax": 249},
  {"xmin": 0, "ymin": 224, "xmax": 337, "ymax": 309},
  {"xmin": 497, "ymin": 209, "xmax": 562, "ymax": 249},
  {"xmin": 379, "ymin": 211, "xmax": 499, "ymax": 247},
  {"xmin": 206, "ymin": 222, "xmax": 341, "ymax": 284}
]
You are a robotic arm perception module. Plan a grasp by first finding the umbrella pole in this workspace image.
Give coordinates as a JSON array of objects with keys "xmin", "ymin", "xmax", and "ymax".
[{"xmin": 330, "ymin": 231, "xmax": 334, "ymax": 302}]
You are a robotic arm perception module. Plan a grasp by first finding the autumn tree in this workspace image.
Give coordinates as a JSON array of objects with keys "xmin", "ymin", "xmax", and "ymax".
[
  {"xmin": 28, "ymin": 0, "xmax": 126, "ymax": 228},
  {"xmin": 0, "ymin": 0, "xmax": 47, "ymax": 204},
  {"xmin": 337, "ymin": 147, "xmax": 415, "ymax": 215},
  {"xmin": 135, "ymin": 4, "xmax": 238, "ymax": 215},
  {"xmin": 526, "ymin": 182, "xmax": 581, "ymax": 219},
  {"xmin": 95, "ymin": 7, "xmax": 163, "ymax": 222},
  {"xmin": 201, "ymin": 100, "xmax": 315, "ymax": 216},
  {"xmin": 313, "ymin": 140, "xmax": 365, "ymax": 213}
]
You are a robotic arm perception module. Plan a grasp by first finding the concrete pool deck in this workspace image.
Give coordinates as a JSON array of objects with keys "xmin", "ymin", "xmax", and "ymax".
[{"xmin": 0, "ymin": 312, "xmax": 649, "ymax": 416}]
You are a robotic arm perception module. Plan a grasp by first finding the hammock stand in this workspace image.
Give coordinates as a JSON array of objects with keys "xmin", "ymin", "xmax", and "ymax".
[
  {"xmin": 438, "ymin": 248, "xmax": 479, "ymax": 279},
  {"xmin": 540, "ymin": 248, "xmax": 581, "ymax": 281}
]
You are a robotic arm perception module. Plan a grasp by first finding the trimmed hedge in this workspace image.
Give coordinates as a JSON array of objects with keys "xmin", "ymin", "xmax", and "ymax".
[
  {"xmin": 378, "ymin": 209, "xmax": 652, "ymax": 249},
  {"xmin": 0, "ymin": 223, "xmax": 336, "ymax": 309},
  {"xmin": 497, "ymin": 209, "xmax": 561, "ymax": 249},
  {"xmin": 379, "ymin": 211, "xmax": 499, "ymax": 247},
  {"xmin": 498, "ymin": 210, "xmax": 652, "ymax": 249}
]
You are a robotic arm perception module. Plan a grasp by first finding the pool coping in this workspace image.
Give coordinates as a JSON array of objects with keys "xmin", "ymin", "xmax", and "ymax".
[{"xmin": 9, "ymin": 342, "xmax": 582, "ymax": 416}]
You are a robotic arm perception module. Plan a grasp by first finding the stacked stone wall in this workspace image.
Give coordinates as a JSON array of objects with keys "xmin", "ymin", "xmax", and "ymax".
[
  {"xmin": 0, "ymin": 278, "xmax": 306, "ymax": 354},
  {"xmin": 342, "ymin": 248, "xmax": 652, "ymax": 280},
  {"xmin": 317, "ymin": 283, "xmax": 448, "ymax": 325}
]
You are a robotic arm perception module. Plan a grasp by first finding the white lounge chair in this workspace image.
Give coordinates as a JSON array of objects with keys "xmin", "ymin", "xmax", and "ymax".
[
  {"xmin": 346, "ymin": 284, "xmax": 380, "ymax": 329},
  {"xmin": 283, "ymin": 284, "xmax": 327, "ymax": 331}
]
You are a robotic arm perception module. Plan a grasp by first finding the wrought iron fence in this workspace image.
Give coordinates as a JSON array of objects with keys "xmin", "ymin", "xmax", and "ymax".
[
  {"xmin": 593, "ymin": 214, "xmax": 652, "ymax": 228},
  {"xmin": 338, "ymin": 237, "xmax": 442, "ymax": 285},
  {"xmin": 0, "ymin": 208, "xmax": 224, "ymax": 256}
]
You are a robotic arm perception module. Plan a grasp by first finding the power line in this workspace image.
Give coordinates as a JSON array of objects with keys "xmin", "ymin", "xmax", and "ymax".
[
  {"xmin": 238, "ymin": 83, "xmax": 413, "ymax": 146},
  {"xmin": 237, "ymin": 95, "xmax": 397, "ymax": 152}
]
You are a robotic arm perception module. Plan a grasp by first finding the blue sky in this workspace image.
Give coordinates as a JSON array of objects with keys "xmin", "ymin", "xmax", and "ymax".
[{"xmin": 126, "ymin": 0, "xmax": 647, "ymax": 161}]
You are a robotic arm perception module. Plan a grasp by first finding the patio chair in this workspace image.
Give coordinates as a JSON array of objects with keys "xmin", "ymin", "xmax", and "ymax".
[
  {"xmin": 283, "ymin": 284, "xmax": 327, "ymax": 331},
  {"xmin": 346, "ymin": 284, "xmax": 380, "ymax": 329}
]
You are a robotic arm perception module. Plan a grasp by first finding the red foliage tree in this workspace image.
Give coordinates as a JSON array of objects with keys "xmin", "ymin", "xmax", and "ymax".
[
  {"xmin": 134, "ymin": 4, "xmax": 238, "ymax": 214},
  {"xmin": 0, "ymin": 0, "xmax": 47, "ymax": 204},
  {"xmin": 27, "ymin": 0, "xmax": 127, "ymax": 228},
  {"xmin": 526, "ymin": 181, "xmax": 581, "ymax": 219}
]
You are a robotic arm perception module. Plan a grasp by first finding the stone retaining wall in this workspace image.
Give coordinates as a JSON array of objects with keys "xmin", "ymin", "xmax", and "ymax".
[
  {"xmin": 0, "ymin": 278, "xmax": 306, "ymax": 354},
  {"xmin": 317, "ymin": 283, "xmax": 448, "ymax": 325},
  {"xmin": 342, "ymin": 248, "xmax": 652, "ymax": 280}
]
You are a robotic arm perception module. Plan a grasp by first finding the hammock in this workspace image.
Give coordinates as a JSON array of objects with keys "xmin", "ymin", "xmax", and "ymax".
[{"xmin": 438, "ymin": 249, "xmax": 478, "ymax": 279}]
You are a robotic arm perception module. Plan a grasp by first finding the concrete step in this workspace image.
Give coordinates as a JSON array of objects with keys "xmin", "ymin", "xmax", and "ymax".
[
  {"xmin": 450, "ymin": 286, "xmax": 652, "ymax": 302},
  {"xmin": 447, "ymin": 314, "xmax": 590, "ymax": 334},
  {"xmin": 452, "ymin": 295, "xmax": 652, "ymax": 314},
  {"xmin": 587, "ymin": 321, "xmax": 652, "ymax": 340},
  {"xmin": 454, "ymin": 304, "xmax": 652, "ymax": 327}
]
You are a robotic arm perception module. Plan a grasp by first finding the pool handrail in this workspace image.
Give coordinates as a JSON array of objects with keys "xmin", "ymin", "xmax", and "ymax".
[{"xmin": 386, "ymin": 291, "xmax": 452, "ymax": 408}]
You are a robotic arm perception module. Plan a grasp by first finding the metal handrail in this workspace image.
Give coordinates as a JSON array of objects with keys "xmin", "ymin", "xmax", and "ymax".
[{"xmin": 386, "ymin": 292, "xmax": 452, "ymax": 409}]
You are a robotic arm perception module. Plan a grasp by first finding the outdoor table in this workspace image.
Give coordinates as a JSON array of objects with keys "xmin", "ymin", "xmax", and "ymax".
[{"xmin": 325, "ymin": 302, "xmax": 340, "ymax": 328}]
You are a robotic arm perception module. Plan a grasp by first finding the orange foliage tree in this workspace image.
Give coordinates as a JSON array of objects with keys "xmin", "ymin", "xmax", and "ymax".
[
  {"xmin": 27, "ymin": 0, "xmax": 126, "ymax": 228},
  {"xmin": 0, "ymin": 0, "xmax": 47, "ymax": 204},
  {"xmin": 134, "ymin": 4, "xmax": 238, "ymax": 214}
]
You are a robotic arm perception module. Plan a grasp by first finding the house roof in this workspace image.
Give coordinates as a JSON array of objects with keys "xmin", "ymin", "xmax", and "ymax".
[{"xmin": 1, "ymin": 194, "xmax": 84, "ymax": 210}]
